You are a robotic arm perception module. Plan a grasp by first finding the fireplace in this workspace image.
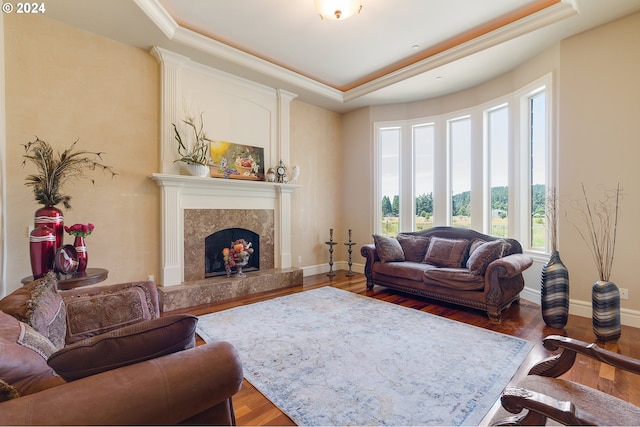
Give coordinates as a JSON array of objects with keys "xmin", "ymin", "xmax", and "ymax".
[{"xmin": 205, "ymin": 227, "xmax": 260, "ymax": 277}]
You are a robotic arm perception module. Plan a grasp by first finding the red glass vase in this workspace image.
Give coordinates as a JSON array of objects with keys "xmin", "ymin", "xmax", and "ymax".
[
  {"xmin": 34, "ymin": 205, "xmax": 64, "ymax": 250},
  {"xmin": 74, "ymin": 235, "xmax": 88, "ymax": 272},
  {"xmin": 29, "ymin": 225, "xmax": 56, "ymax": 279}
]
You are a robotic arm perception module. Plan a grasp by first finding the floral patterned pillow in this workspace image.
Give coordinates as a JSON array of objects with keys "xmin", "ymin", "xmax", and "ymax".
[{"xmin": 0, "ymin": 272, "xmax": 66, "ymax": 350}]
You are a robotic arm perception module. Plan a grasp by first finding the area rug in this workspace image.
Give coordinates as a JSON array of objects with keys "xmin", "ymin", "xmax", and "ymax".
[{"xmin": 197, "ymin": 287, "xmax": 532, "ymax": 426}]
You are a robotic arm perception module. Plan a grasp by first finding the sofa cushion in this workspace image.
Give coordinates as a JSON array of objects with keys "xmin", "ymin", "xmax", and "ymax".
[
  {"xmin": 48, "ymin": 314, "xmax": 198, "ymax": 382},
  {"xmin": 397, "ymin": 235, "xmax": 430, "ymax": 262},
  {"xmin": 0, "ymin": 311, "xmax": 66, "ymax": 397},
  {"xmin": 373, "ymin": 261, "xmax": 434, "ymax": 282},
  {"xmin": 466, "ymin": 239, "xmax": 506, "ymax": 275},
  {"xmin": 423, "ymin": 268, "xmax": 485, "ymax": 290},
  {"xmin": 373, "ymin": 234, "xmax": 405, "ymax": 263},
  {"xmin": 0, "ymin": 272, "xmax": 66, "ymax": 350},
  {"xmin": 64, "ymin": 283, "xmax": 158, "ymax": 344},
  {"xmin": 424, "ymin": 237, "xmax": 470, "ymax": 268}
]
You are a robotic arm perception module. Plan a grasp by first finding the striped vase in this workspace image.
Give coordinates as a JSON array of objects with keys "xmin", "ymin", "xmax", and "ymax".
[
  {"xmin": 592, "ymin": 281, "xmax": 621, "ymax": 342},
  {"xmin": 540, "ymin": 251, "xmax": 569, "ymax": 329}
]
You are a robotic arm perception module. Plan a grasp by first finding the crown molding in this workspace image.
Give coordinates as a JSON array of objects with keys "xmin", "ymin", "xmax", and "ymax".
[
  {"xmin": 135, "ymin": 0, "xmax": 577, "ymax": 106},
  {"xmin": 135, "ymin": 0, "xmax": 343, "ymax": 103},
  {"xmin": 343, "ymin": 1, "xmax": 578, "ymax": 102}
]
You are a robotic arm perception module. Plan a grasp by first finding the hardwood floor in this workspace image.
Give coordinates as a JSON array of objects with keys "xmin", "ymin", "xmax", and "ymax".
[{"xmin": 169, "ymin": 271, "xmax": 640, "ymax": 426}]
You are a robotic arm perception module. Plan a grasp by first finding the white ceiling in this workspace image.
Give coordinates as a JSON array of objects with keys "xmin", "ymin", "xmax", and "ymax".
[{"xmin": 44, "ymin": 0, "xmax": 640, "ymax": 113}]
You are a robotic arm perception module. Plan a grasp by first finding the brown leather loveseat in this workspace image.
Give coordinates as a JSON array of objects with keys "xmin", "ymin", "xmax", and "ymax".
[
  {"xmin": 361, "ymin": 226, "xmax": 533, "ymax": 321},
  {"xmin": 0, "ymin": 272, "xmax": 243, "ymax": 425}
]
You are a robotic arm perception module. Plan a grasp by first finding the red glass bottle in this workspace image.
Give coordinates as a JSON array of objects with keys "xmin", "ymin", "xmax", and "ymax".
[{"xmin": 74, "ymin": 235, "xmax": 88, "ymax": 272}]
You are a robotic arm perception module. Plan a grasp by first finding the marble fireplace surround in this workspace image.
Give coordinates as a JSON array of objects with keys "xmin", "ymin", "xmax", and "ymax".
[
  {"xmin": 149, "ymin": 174, "xmax": 302, "ymax": 311},
  {"xmin": 149, "ymin": 173, "xmax": 300, "ymax": 287},
  {"xmin": 184, "ymin": 208, "xmax": 275, "ymax": 281}
]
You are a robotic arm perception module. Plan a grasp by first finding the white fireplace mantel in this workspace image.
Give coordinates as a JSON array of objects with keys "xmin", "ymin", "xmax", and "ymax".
[{"xmin": 150, "ymin": 173, "xmax": 300, "ymax": 286}]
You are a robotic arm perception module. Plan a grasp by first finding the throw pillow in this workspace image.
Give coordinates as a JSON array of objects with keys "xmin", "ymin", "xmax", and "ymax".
[
  {"xmin": 48, "ymin": 314, "xmax": 198, "ymax": 382},
  {"xmin": 396, "ymin": 235, "xmax": 430, "ymax": 262},
  {"xmin": 423, "ymin": 237, "xmax": 470, "ymax": 268},
  {"xmin": 372, "ymin": 234, "xmax": 405, "ymax": 263},
  {"xmin": 0, "ymin": 311, "xmax": 66, "ymax": 397},
  {"xmin": 466, "ymin": 239, "xmax": 506, "ymax": 275},
  {"xmin": 18, "ymin": 320, "xmax": 58, "ymax": 360},
  {"xmin": 468, "ymin": 238, "xmax": 486, "ymax": 257},
  {"xmin": 64, "ymin": 282, "xmax": 158, "ymax": 344},
  {"xmin": 0, "ymin": 272, "xmax": 66, "ymax": 350}
]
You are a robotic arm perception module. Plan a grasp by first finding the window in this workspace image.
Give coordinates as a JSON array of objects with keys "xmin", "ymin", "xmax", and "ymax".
[
  {"xmin": 449, "ymin": 117, "xmax": 471, "ymax": 228},
  {"xmin": 487, "ymin": 105, "xmax": 509, "ymax": 237},
  {"xmin": 379, "ymin": 126, "xmax": 401, "ymax": 237},
  {"xmin": 413, "ymin": 124, "xmax": 434, "ymax": 231},
  {"xmin": 374, "ymin": 75, "xmax": 552, "ymax": 252},
  {"xmin": 529, "ymin": 91, "xmax": 547, "ymax": 249}
]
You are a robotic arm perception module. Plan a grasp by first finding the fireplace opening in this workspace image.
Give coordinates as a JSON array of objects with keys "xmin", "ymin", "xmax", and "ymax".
[{"xmin": 205, "ymin": 228, "xmax": 260, "ymax": 277}]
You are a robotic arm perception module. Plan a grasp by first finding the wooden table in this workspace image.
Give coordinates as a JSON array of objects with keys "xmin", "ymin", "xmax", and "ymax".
[{"xmin": 21, "ymin": 268, "xmax": 109, "ymax": 290}]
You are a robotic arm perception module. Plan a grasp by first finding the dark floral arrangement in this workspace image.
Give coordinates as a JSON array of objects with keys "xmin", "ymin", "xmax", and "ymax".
[
  {"xmin": 64, "ymin": 223, "xmax": 95, "ymax": 237},
  {"xmin": 222, "ymin": 239, "xmax": 254, "ymax": 276}
]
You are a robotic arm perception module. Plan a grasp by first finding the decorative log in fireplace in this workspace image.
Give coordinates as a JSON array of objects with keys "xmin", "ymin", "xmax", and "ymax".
[{"xmin": 205, "ymin": 228, "xmax": 260, "ymax": 277}]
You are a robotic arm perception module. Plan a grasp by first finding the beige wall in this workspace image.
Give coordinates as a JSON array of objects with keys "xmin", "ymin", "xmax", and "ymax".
[
  {"xmin": 4, "ymin": 15, "xmax": 160, "ymax": 293},
  {"xmin": 558, "ymin": 12, "xmax": 640, "ymax": 310},
  {"xmin": 343, "ymin": 12, "xmax": 640, "ymax": 319},
  {"xmin": 290, "ymin": 101, "xmax": 344, "ymax": 270},
  {"xmin": 2, "ymin": 14, "xmax": 345, "ymax": 293}
]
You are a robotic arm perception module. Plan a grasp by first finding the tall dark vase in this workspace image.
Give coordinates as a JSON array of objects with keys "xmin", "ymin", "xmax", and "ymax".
[
  {"xmin": 592, "ymin": 280, "xmax": 621, "ymax": 342},
  {"xmin": 540, "ymin": 250, "xmax": 569, "ymax": 328},
  {"xmin": 29, "ymin": 225, "xmax": 56, "ymax": 279},
  {"xmin": 34, "ymin": 205, "xmax": 64, "ymax": 250}
]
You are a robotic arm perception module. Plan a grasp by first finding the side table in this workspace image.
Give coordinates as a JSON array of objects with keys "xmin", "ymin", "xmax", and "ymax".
[{"xmin": 21, "ymin": 268, "xmax": 109, "ymax": 291}]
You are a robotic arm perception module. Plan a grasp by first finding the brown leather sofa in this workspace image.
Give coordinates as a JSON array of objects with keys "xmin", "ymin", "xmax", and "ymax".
[
  {"xmin": 361, "ymin": 226, "xmax": 533, "ymax": 321},
  {"xmin": 0, "ymin": 272, "xmax": 243, "ymax": 425}
]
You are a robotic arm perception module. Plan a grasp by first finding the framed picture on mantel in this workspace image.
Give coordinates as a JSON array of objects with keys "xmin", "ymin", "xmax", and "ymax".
[{"xmin": 209, "ymin": 141, "xmax": 265, "ymax": 181}]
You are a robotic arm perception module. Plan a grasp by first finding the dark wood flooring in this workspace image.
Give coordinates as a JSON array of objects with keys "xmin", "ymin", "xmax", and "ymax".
[{"xmin": 168, "ymin": 271, "xmax": 640, "ymax": 426}]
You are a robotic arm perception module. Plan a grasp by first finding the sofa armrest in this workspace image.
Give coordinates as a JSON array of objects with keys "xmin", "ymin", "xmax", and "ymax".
[
  {"xmin": 360, "ymin": 244, "xmax": 380, "ymax": 288},
  {"xmin": 60, "ymin": 281, "xmax": 161, "ymax": 344},
  {"xmin": 0, "ymin": 341, "xmax": 243, "ymax": 425},
  {"xmin": 486, "ymin": 254, "xmax": 533, "ymax": 279}
]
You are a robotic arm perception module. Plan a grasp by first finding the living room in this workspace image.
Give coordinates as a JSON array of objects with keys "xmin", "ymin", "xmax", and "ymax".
[
  {"xmin": 2, "ymin": 1, "xmax": 640, "ymax": 425},
  {"xmin": 2, "ymin": 1, "xmax": 640, "ymax": 326}
]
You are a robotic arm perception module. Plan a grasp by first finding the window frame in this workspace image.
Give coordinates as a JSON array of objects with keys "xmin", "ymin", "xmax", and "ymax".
[{"xmin": 373, "ymin": 73, "xmax": 555, "ymax": 254}]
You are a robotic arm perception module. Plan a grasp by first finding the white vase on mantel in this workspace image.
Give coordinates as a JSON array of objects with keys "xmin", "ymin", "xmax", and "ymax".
[{"xmin": 185, "ymin": 164, "xmax": 210, "ymax": 177}]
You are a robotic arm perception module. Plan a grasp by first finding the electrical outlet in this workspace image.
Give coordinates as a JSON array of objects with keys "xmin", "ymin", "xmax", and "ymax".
[
  {"xmin": 298, "ymin": 256, "xmax": 302, "ymax": 263},
  {"xmin": 620, "ymin": 288, "xmax": 629, "ymax": 300}
]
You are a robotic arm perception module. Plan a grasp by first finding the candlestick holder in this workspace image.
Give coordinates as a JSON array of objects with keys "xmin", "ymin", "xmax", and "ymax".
[
  {"xmin": 344, "ymin": 229, "xmax": 356, "ymax": 276},
  {"xmin": 325, "ymin": 228, "xmax": 338, "ymax": 276}
]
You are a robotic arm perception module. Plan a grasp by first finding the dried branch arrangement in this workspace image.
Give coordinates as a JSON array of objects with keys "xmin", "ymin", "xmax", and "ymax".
[
  {"xmin": 22, "ymin": 137, "xmax": 116, "ymax": 209},
  {"xmin": 545, "ymin": 187, "xmax": 559, "ymax": 252},
  {"xmin": 573, "ymin": 183, "xmax": 621, "ymax": 282}
]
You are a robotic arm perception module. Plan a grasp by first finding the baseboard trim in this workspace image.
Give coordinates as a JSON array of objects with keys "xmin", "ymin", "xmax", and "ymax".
[{"xmin": 300, "ymin": 262, "xmax": 364, "ymax": 277}]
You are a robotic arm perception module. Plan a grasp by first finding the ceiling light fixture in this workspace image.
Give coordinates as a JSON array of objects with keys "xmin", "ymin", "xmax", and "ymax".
[{"xmin": 314, "ymin": 0, "xmax": 362, "ymax": 20}]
